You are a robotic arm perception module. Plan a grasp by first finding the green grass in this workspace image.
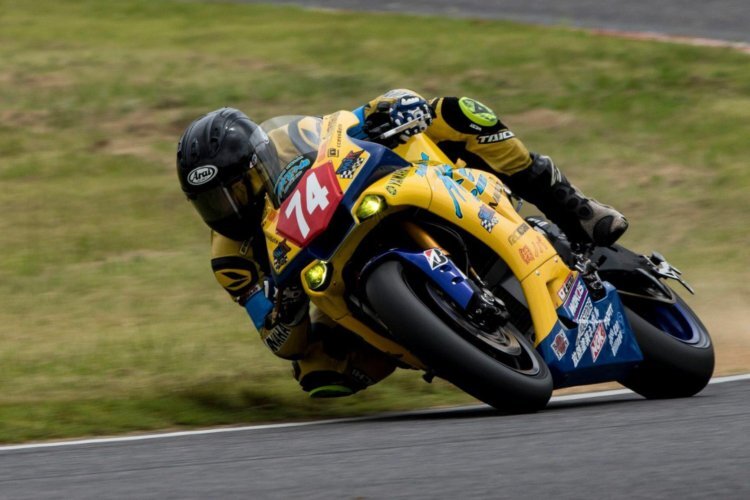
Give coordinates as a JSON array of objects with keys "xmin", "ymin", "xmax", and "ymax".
[{"xmin": 1, "ymin": 0, "xmax": 749, "ymax": 443}]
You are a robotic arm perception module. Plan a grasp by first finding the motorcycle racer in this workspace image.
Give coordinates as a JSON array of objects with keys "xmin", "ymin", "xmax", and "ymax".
[{"xmin": 176, "ymin": 91, "xmax": 628, "ymax": 397}]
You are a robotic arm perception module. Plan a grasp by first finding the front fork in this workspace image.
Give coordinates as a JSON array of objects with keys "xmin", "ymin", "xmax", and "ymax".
[{"xmin": 399, "ymin": 221, "xmax": 510, "ymax": 330}]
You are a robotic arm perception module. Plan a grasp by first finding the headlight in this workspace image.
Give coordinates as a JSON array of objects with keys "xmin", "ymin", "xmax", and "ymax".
[
  {"xmin": 304, "ymin": 261, "xmax": 330, "ymax": 290},
  {"xmin": 356, "ymin": 195, "xmax": 387, "ymax": 220}
]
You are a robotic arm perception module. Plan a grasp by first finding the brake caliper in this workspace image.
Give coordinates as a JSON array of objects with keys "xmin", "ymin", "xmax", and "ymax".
[{"xmin": 468, "ymin": 289, "xmax": 510, "ymax": 331}]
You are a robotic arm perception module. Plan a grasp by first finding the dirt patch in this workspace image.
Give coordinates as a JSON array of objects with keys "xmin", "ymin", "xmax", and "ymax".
[
  {"xmin": 0, "ymin": 109, "xmax": 51, "ymax": 132},
  {"xmin": 620, "ymin": 162, "xmax": 712, "ymax": 189},
  {"xmin": 99, "ymin": 109, "xmax": 181, "ymax": 138},
  {"xmin": 694, "ymin": 295, "xmax": 750, "ymax": 375},
  {"xmin": 94, "ymin": 138, "xmax": 169, "ymax": 164},
  {"xmin": 589, "ymin": 28, "xmax": 750, "ymax": 56},
  {"xmin": 13, "ymin": 70, "xmax": 76, "ymax": 90},
  {"xmin": 505, "ymin": 108, "xmax": 578, "ymax": 130},
  {"xmin": 92, "ymin": 108, "xmax": 188, "ymax": 163}
]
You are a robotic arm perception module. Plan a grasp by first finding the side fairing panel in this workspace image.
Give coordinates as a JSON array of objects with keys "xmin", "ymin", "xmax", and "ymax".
[{"xmin": 537, "ymin": 277, "xmax": 643, "ymax": 388}]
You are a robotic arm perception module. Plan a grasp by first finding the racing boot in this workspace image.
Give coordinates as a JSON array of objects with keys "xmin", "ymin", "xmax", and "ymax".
[
  {"xmin": 293, "ymin": 321, "xmax": 396, "ymax": 398},
  {"xmin": 504, "ymin": 153, "xmax": 628, "ymax": 247}
]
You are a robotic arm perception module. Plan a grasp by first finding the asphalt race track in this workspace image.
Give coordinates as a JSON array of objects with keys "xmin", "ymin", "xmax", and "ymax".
[
  {"xmin": 1, "ymin": 377, "xmax": 748, "ymax": 499},
  {"xmin": 239, "ymin": 0, "xmax": 750, "ymax": 43}
]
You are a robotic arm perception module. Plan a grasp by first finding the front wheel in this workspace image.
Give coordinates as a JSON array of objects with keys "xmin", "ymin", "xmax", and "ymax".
[
  {"xmin": 620, "ymin": 292, "xmax": 715, "ymax": 398},
  {"xmin": 365, "ymin": 260, "xmax": 553, "ymax": 413}
]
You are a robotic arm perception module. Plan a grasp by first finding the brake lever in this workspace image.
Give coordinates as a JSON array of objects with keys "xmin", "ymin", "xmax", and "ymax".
[{"xmin": 376, "ymin": 118, "xmax": 423, "ymax": 141}]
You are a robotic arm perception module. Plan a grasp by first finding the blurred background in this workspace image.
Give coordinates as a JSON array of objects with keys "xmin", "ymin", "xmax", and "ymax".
[{"xmin": 1, "ymin": 0, "xmax": 748, "ymax": 443}]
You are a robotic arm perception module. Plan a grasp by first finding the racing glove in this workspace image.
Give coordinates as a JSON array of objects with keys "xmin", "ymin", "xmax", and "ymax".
[
  {"xmin": 244, "ymin": 277, "xmax": 309, "ymax": 331},
  {"xmin": 274, "ymin": 282, "xmax": 308, "ymax": 326},
  {"xmin": 387, "ymin": 94, "xmax": 434, "ymax": 143},
  {"xmin": 359, "ymin": 90, "xmax": 434, "ymax": 145}
]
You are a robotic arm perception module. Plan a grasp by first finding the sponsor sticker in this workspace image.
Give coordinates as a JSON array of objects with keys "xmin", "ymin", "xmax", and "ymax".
[
  {"xmin": 272, "ymin": 239, "xmax": 291, "ymax": 270},
  {"xmin": 477, "ymin": 130, "xmax": 515, "ymax": 144},
  {"xmin": 458, "ymin": 97, "xmax": 498, "ymax": 127},
  {"xmin": 275, "ymin": 155, "xmax": 311, "ymax": 199},
  {"xmin": 508, "ymin": 222, "xmax": 530, "ymax": 245},
  {"xmin": 571, "ymin": 323, "xmax": 594, "ymax": 367},
  {"xmin": 489, "ymin": 181, "xmax": 504, "ymax": 208},
  {"xmin": 423, "ymin": 248, "xmax": 448, "ymax": 270},
  {"xmin": 518, "ymin": 245, "xmax": 534, "ymax": 264},
  {"xmin": 564, "ymin": 279, "xmax": 589, "ymax": 319},
  {"xmin": 603, "ymin": 303, "xmax": 614, "ymax": 327},
  {"xmin": 217, "ymin": 268, "xmax": 255, "ymax": 293},
  {"xmin": 551, "ymin": 330, "xmax": 569, "ymax": 361},
  {"xmin": 264, "ymin": 323, "xmax": 292, "ymax": 353},
  {"xmin": 399, "ymin": 96, "xmax": 422, "ymax": 106},
  {"xmin": 557, "ymin": 273, "xmax": 576, "ymax": 302},
  {"xmin": 187, "ymin": 165, "xmax": 218, "ymax": 186},
  {"xmin": 471, "ymin": 174, "xmax": 488, "ymax": 198},
  {"xmin": 608, "ymin": 313, "xmax": 625, "ymax": 356},
  {"xmin": 385, "ymin": 168, "xmax": 410, "ymax": 195},
  {"xmin": 590, "ymin": 324, "xmax": 607, "ymax": 362},
  {"xmin": 571, "ymin": 302, "xmax": 598, "ymax": 367},
  {"xmin": 336, "ymin": 149, "xmax": 366, "ymax": 179},
  {"xmin": 436, "ymin": 167, "xmax": 466, "ymax": 218}
]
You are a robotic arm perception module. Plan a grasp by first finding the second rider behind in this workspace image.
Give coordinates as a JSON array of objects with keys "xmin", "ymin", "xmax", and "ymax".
[{"xmin": 176, "ymin": 89, "xmax": 628, "ymax": 397}]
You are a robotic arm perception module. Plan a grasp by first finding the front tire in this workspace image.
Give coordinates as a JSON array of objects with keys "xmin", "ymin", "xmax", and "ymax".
[
  {"xmin": 366, "ymin": 260, "xmax": 553, "ymax": 413},
  {"xmin": 620, "ymin": 292, "xmax": 714, "ymax": 398}
]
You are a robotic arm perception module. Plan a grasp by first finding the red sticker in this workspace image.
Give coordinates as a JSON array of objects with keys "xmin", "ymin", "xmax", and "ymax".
[
  {"xmin": 276, "ymin": 162, "xmax": 343, "ymax": 248},
  {"xmin": 591, "ymin": 324, "xmax": 607, "ymax": 362}
]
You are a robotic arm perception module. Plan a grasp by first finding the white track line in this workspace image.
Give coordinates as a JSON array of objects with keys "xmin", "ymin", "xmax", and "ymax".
[{"xmin": 1, "ymin": 373, "xmax": 748, "ymax": 453}]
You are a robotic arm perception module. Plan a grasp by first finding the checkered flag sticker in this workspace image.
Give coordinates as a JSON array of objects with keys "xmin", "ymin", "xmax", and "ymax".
[
  {"xmin": 337, "ymin": 168, "xmax": 354, "ymax": 179},
  {"xmin": 478, "ymin": 205, "xmax": 499, "ymax": 233}
]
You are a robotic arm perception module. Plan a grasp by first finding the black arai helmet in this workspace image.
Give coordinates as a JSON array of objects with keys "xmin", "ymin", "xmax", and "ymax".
[{"xmin": 176, "ymin": 107, "xmax": 273, "ymax": 241}]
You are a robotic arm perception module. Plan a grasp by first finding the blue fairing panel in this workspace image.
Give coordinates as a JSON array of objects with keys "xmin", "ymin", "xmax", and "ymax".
[
  {"xmin": 538, "ymin": 277, "xmax": 643, "ymax": 388},
  {"xmin": 362, "ymin": 248, "xmax": 475, "ymax": 310}
]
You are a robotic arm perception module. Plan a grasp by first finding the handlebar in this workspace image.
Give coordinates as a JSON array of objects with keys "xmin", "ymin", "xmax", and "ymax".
[{"xmin": 376, "ymin": 118, "xmax": 424, "ymax": 141}]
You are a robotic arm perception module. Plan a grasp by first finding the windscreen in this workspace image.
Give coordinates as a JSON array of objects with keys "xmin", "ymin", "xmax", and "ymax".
[{"xmin": 252, "ymin": 115, "xmax": 323, "ymax": 206}]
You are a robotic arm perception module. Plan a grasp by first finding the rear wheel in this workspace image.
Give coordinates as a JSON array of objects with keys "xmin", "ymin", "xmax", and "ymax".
[
  {"xmin": 620, "ymin": 291, "xmax": 714, "ymax": 398},
  {"xmin": 366, "ymin": 260, "xmax": 552, "ymax": 413}
]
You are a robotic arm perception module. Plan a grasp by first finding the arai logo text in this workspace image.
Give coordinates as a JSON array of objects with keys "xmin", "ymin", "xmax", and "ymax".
[{"xmin": 187, "ymin": 165, "xmax": 218, "ymax": 186}]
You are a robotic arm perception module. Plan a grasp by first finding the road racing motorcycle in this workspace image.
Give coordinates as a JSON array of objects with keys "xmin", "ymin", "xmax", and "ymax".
[{"xmin": 256, "ymin": 110, "xmax": 714, "ymax": 412}]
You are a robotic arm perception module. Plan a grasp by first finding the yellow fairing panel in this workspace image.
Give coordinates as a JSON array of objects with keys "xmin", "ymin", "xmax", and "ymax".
[{"xmin": 361, "ymin": 138, "xmax": 571, "ymax": 345}]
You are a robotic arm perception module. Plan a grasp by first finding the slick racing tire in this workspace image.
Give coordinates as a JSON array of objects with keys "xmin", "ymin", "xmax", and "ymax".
[
  {"xmin": 366, "ymin": 260, "xmax": 552, "ymax": 413},
  {"xmin": 620, "ymin": 292, "xmax": 714, "ymax": 399}
]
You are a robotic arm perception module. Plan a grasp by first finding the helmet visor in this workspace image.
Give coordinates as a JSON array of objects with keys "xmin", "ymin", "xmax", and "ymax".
[{"xmin": 189, "ymin": 176, "xmax": 251, "ymax": 223}]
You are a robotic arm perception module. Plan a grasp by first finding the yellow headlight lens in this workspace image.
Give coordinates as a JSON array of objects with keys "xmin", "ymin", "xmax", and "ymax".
[
  {"xmin": 304, "ymin": 261, "xmax": 329, "ymax": 290},
  {"xmin": 356, "ymin": 195, "xmax": 387, "ymax": 220}
]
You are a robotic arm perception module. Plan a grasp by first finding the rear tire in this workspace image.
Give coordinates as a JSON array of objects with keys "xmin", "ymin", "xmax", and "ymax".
[
  {"xmin": 620, "ymin": 292, "xmax": 714, "ymax": 398},
  {"xmin": 366, "ymin": 260, "xmax": 552, "ymax": 413}
]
